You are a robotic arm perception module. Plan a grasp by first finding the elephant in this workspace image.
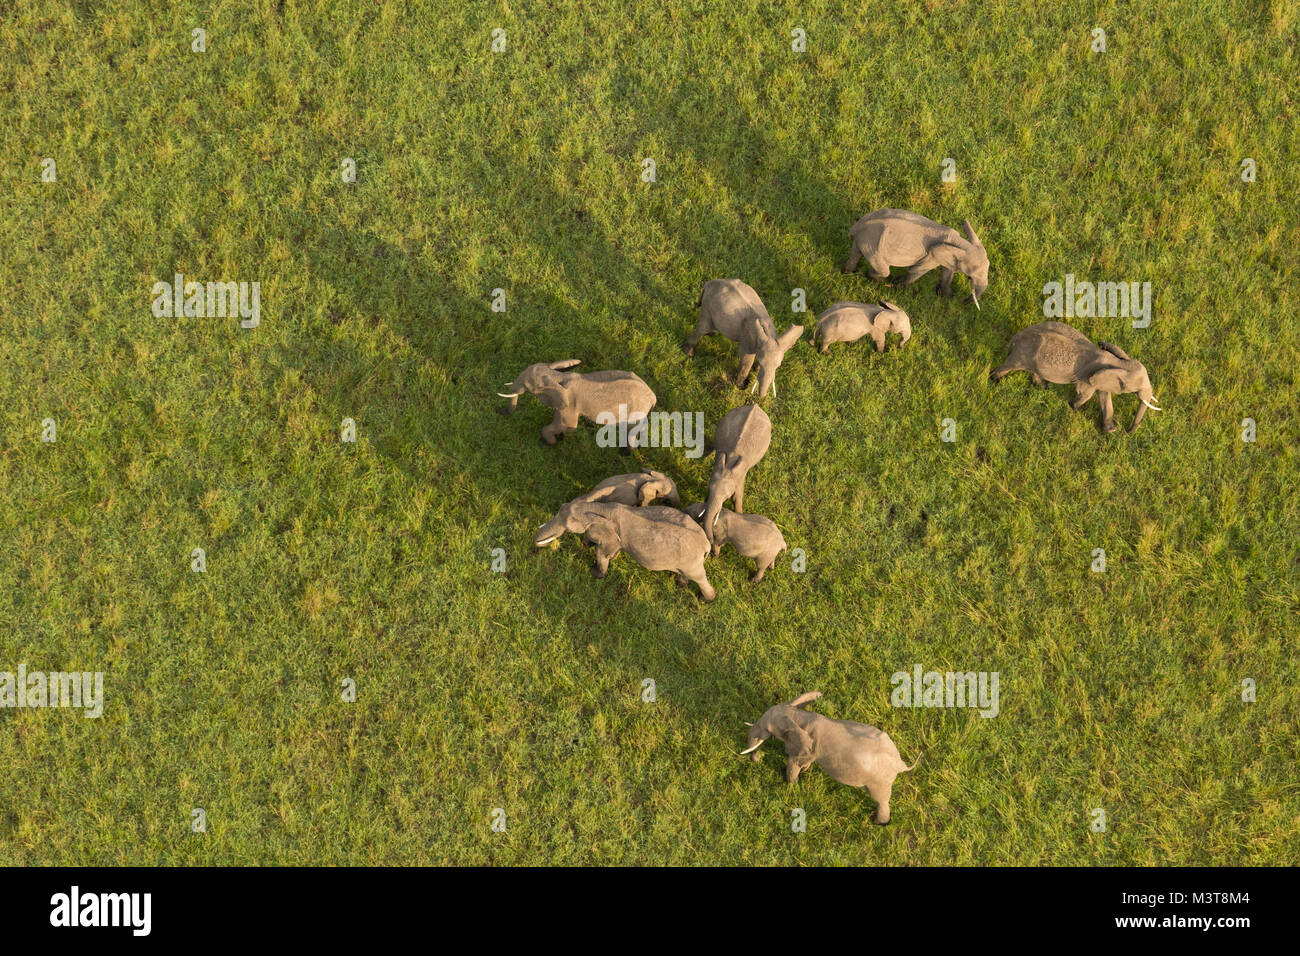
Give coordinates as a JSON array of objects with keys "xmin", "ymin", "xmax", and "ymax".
[
  {"xmin": 533, "ymin": 487, "xmax": 715, "ymax": 601},
  {"xmin": 991, "ymin": 321, "xmax": 1162, "ymax": 434},
  {"xmin": 683, "ymin": 279, "xmax": 804, "ymax": 399},
  {"xmin": 740, "ymin": 692, "xmax": 920, "ymax": 825},
  {"xmin": 498, "ymin": 360, "xmax": 656, "ymax": 449},
  {"xmin": 585, "ymin": 470, "xmax": 680, "ymax": 507},
  {"xmin": 683, "ymin": 502, "xmax": 786, "ymax": 581},
  {"xmin": 812, "ymin": 300, "xmax": 912, "ymax": 354},
  {"xmin": 702, "ymin": 403, "xmax": 772, "ymax": 553},
  {"xmin": 842, "ymin": 209, "xmax": 988, "ymax": 308}
]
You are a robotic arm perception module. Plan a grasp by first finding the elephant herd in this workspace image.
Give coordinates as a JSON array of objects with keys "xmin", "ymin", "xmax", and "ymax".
[
  {"xmin": 493, "ymin": 206, "xmax": 1161, "ymax": 822},
  {"xmin": 497, "ymin": 206, "xmax": 1162, "ymax": 602}
]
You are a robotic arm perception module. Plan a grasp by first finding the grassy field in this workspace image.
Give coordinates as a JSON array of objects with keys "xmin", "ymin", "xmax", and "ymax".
[{"xmin": 1, "ymin": 0, "xmax": 1297, "ymax": 865}]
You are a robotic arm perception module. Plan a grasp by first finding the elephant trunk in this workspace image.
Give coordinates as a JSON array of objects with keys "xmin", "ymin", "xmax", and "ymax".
[
  {"xmin": 702, "ymin": 491, "xmax": 725, "ymax": 555},
  {"xmin": 497, "ymin": 376, "xmax": 525, "ymax": 413}
]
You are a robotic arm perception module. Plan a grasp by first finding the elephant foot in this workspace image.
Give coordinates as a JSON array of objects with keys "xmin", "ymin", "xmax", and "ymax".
[
  {"xmin": 1102, "ymin": 421, "xmax": 1118, "ymax": 434},
  {"xmin": 750, "ymin": 570, "xmax": 766, "ymax": 583},
  {"xmin": 682, "ymin": 341, "xmax": 695, "ymax": 356},
  {"xmin": 819, "ymin": 344, "xmax": 830, "ymax": 354},
  {"xmin": 874, "ymin": 815, "xmax": 891, "ymax": 826},
  {"xmin": 591, "ymin": 565, "xmax": 607, "ymax": 578},
  {"xmin": 936, "ymin": 285, "xmax": 952, "ymax": 298}
]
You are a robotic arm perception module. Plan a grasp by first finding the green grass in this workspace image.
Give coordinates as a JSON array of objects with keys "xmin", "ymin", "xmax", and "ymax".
[{"xmin": 2, "ymin": 0, "xmax": 1297, "ymax": 865}]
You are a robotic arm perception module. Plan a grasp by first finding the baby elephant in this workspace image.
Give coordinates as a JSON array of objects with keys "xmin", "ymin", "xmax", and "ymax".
[
  {"xmin": 703, "ymin": 403, "xmax": 772, "ymax": 555},
  {"xmin": 812, "ymin": 300, "xmax": 912, "ymax": 354},
  {"xmin": 683, "ymin": 502, "xmax": 786, "ymax": 582},
  {"xmin": 741, "ymin": 692, "xmax": 919, "ymax": 825},
  {"xmin": 585, "ymin": 470, "xmax": 680, "ymax": 507},
  {"xmin": 533, "ymin": 487, "xmax": 715, "ymax": 601},
  {"xmin": 498, "ymin": 360, "xmax": 656, "ymax": 449},
  {"xmin": 843, "ymin": 209, "xmax": 988, "ymax": 308},
  {"xmin": 684, "ymin": 279, "xmax": 804, "ymax": 399},
  {"xmin": 992, "ymin": 321, "xmax": 1162, "ymax": 434}
]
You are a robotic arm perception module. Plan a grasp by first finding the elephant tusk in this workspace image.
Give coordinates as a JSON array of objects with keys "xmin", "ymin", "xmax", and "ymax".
[
  {"xmin": 739, "ymin": 740, "xmax": 764, "ymax": 755},
  {"xmin": 743, "ymin": 721, "xmax": 753, "ymax": 727},
  {"xmin": 770, "ymin": 379, "xmax": 776, "ymax": 398},
  {"xmin": 749, "ymin": 378, "xmax": 757, "ymax": 395},
  {"xmin": 1141, "ymin": 398, "xmax": 1163, "ymax": 411},
  {"xmin": 497, "ymin": 391, "xmax": 522, "ymax": 398},
  {"xmin": 535, "ymin": 536, "xmax": 556, "ymax": 546},
  {"xmin": 971, "ymin": 291, "xmax": 981, "ymax": 311}
]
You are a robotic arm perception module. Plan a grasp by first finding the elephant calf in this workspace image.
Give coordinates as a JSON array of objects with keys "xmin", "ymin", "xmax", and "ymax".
[
  {"xmin": 843, "ymin": 208, "xmax": 988, "ymax": 309},
  {"xmin": 703, "ymin": 403, "xmax": 772, "ymax": 554},
  {"xmin": 992, "ymin": 321, "xmax": 1162, "ymax": 434},
  {"xmin": 812, "ymin": 300, "xmax": 912, "ymax": 354},
  {"xmin": 586, "ymin": 470, "xmax": 680, "ymax": 507},
  {"xmin": 533, "ymin": 487, "xmax": 715, "ymax": 601},
  {"xmin": 741, "ymin": 692, "xmax": 919, "ymax": 825},
  {"xmin": 684, "ymin": 502, "xmax": 786, "ymax": 582},
  {"xmin": 684, "ymin": 279, "xmax": 804, "ymax": 399},
  {"xmin": 498, "ymin": 360, "xmax": 656, "ymax": 448}
]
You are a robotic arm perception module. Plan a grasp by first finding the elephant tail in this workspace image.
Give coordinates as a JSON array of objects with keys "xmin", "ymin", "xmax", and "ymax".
[{"xmin": 900, "ymin": 750, "xmax": 921, "ymax": 773}]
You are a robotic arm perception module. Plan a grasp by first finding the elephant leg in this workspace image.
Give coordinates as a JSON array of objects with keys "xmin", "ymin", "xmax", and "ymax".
[
  {"xmin": 541, "ymin": 407, "xmax": 578, "ymax": 445},
  {"xmin": 1071, "ymin": 384, "xmax": 1096, "ymax": 409},
  {"xmin": 990, "ymin": 360, "xmax": 1021, "ymax": 383},
  {"xmin": 1098, "ymin": 391, "xmax": 1117, "ymax": 433},
  {"xmin": 866, "ymin": 780, "xmax": 893, "ymax": 825},
  {"xmin": 865, "ymin": 254, "xmax": 891, "ymax": 280},
  {"xmin": 937, "ymin": 267, "xmax": 954, "ymax": 297},
  {"xmin": 732, "ymin": 475, "xmax": 745, "ymax": 515},
  {"xmin": 735, "ymin": 351, "xmax": 757, "ymax": 388},
  {"xmin": 749, "ymin": 558, "xmax": 767, "ymax": 583},
  {"xmin": 683, "ymin": 314, "xmax": 712, "ymax": 356},
  {"xmin": 895, "ymin": 259, "xmax": 932, "ymax": 288},
  {"xmin": 1030, "ymin": 373, "xmax": 1046, "ymax": 387},
  {"xmin": 684, "ymin": 562, "xmax": 715, "ymax": 602},
  {"xmin": 785, "ymin": 758, "xmax": 803, "ymax": 783},
  {"xmin": 841, "ymin": 244, "xmax": 863, "ymax": 274}
]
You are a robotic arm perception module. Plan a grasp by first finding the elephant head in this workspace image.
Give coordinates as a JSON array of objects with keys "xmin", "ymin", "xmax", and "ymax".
[
  {"xmin": 497, "ymin": 359, "xmax": 582, "ymax": 414},
  {"xmin": 533, "ymin": 486, "xmax": 615, "ymax": 546},
  {"xmin": 636, "ymin": 470, "xmax": 679, "ymax": 507},
  {"xmin": 752, "ymin": 325, "xmax": 804, "ymax": 399},
  {"xmin": 740, "ymin": 691, "xmax": 823, "ymax": 761},
  {"xmin": 702, "ymin": 452, "xmax": 747, "ymax": 553},
  {"xmin": 931, "ymin": 220, "xmax": 988, "ymax": 308},
  {"xmin": 875, "ymin": 300, "xmax": 912, "ymax": 347},
  {"xmin": 1088, "ymin": 343, "xmax": 1162, "ymax": 433}
]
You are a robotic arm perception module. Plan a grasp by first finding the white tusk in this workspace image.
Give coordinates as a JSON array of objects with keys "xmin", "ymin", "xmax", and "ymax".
[
  {"xmin": 749, "ymin": 378, "xmax": 757, "ymax": 394},
  {"xmin": 971, "ymin": 291, "xmax": 981, "ymax": 311},
  {"xmin": 535, "ymin": 536, "xmax": 556, "ymax": 546},
  {"xmin": 1141, "ymin": 398, "xmax": 1163, "ymax": 412},
  {"xmin": 739, "ymin": 740, "xmax": 764, "ymax": 755},
  {"xmin": 497, "ymin": 391, "xmax": 521, "ymax": 398},
  {"xmin": 743, "ymin": 721, "xmax": 753, "ymax": 727},
  {"xmin": 770, "ymin": 379, "xmax": 776, "ymax": 398}
]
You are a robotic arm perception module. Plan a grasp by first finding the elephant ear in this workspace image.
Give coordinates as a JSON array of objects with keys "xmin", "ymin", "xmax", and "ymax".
[
  {"xmin": 927, "ymin": 240, "xmax": 967, "ymax": 271},
  {"xmin": 536, "ymin": 384, "xmax": 569, "ymax": 409},
  {"xmin": 774, "ymin": 715, "xmax": 814, "ymax": 761},
  {"xmin": 584, "ymin": 485, "xmax": 619, "ymax": 503},
  {"xmin": 1097, "ymin": 342, "xmax": 1132, "ymax": 361},
  {"xmin": 1084, "ymin": 361, "xmax": 1131, "ymax": 395},
  {"xmin": 636, "ymin": 479, "xmax": 660, "ymax": 506},
  {"xmin": 550, "ymin": 359, "xmax": 582, "ymax": 371}
]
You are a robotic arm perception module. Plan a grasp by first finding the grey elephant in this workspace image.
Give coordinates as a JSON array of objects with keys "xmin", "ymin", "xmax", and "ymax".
[
  {"xmin": 812, "ymin": 300, "xmax": 912, "ymax": 354},
  {"xmin": 842, "ymin": 209, "xmax": 988, "ymax": 308},
  {"xmin": 498, "ymin": 360, "xmax": 656, "ymax": 448},
  {"xmin": 683, "ymin": 502, "xmax": 786, "ymax": 581},
  {"xmin": 740, "ymin": 692, "xmax": 919, "ymax": 825},
  {"xmin": 683, "ymin": 279, "xmax": 804, "ymax": 399},
  {"xmin": 991, "ymin": 321, "xmax": 1162, "ymax": 434},
  {"xmin": 585, "ymin": 470, "xmax": 680, "ymax": 507},
  {"xmin": 533, "ymin": 487, "xmax": 715, "ymax": 601},
  {"xmin": 703, "ymin": 403, "xmax": 771, "ymax": 553}
]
